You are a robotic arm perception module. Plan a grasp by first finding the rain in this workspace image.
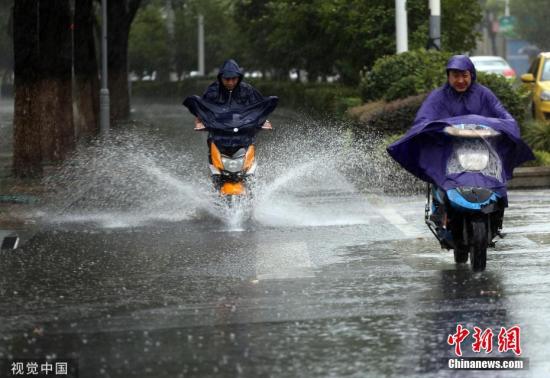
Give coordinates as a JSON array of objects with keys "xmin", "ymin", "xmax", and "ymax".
[{"xmin": 1, "ymin": 1, "xmax": 550, "ymax": 377}]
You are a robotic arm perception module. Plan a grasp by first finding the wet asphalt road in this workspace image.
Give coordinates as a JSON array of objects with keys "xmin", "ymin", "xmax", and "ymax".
[{"xmin": 1, "ymin": 101, "xmax": 550, "ymax": 377}]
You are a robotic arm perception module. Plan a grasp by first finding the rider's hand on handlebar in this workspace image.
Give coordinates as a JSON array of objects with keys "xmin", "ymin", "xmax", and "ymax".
[
  {"xmin": 261, "ymin": 120, "xmax": 273, "ymax": 130},
  {"xmin": 194, "ymin": 118, "xmax": 206, "ymax": 131}
]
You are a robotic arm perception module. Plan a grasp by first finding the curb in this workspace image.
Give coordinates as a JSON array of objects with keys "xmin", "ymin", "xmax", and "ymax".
[
  {"xmin": 0, "ymin": 194, "xmax": 40, "ymax": 204},
  {"xmin": 509, "ymin": 167, "xmax": 550, "ymax": 189}
]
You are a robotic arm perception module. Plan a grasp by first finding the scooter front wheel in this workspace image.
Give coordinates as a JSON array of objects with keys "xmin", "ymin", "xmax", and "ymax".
[
  {"xmin": 469, "ymin": 217, "xmax": 488, "ymax": 271},
  {"xmin": 454, "ymin": 247, "xmax": 469, "ymax": 264}
]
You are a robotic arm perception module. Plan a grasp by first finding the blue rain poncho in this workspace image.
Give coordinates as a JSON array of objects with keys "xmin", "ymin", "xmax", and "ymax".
[{"xmin": 183, "ymin": 59, "xmax": 278, "ymax": 147}]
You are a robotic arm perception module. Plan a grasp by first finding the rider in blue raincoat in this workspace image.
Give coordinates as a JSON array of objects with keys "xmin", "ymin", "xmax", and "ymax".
[
  {"xmin": 184, "ymin": 59, "xmax": 276, "ymax": 148},
  {"xmin": 200, "ymin": 59, "xmax": 266, "ymax": 108}
]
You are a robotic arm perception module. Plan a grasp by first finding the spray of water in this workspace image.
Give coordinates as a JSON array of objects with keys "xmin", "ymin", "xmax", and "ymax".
[{"xmin": 38, "ymin": 115, "xmax": 415, "ymax": 230}]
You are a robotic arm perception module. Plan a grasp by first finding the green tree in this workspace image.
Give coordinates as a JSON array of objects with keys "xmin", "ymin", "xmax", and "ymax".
[
  {"xmin": 235, "ymin": 0, "xmax": 336, "ymax": 80},
  {"xmin": 173, "ymin": 3, "xmax": 196, "ymax": 78},
  {"xmin": 360, "ymin": 49, "xmax": 453, "ymax": 102},
  {"xmin": 510, "ymin": 0, "xmax": 550, "ymax": 50},
  {"xmin": 234, "ymin": 0, "xmax": 482, "ymax": 83},
  {"xmin": 174, "ymin": 2, "xmax": 193, "ymax": 77},
  {"xmin": 319, "ymin": 0, "xmax": 398, "ymax": 83},
  {"xmin": 129, "ymin": 4, "xmax": 171, "ymax": 79},
  {"xmin": 0, "ymin": 1, "xmax": 13, "ymax": 94},
  {"xmin": 409, "ymin": 0, "xmax": 481, "ymax": 52},
  {"xmin": 173, "ymin": 0, "xmax": 243, "ymax": 78},
  {"xmin": 231, "ymin": 0, "xmax": 276, "ymax": 74}
]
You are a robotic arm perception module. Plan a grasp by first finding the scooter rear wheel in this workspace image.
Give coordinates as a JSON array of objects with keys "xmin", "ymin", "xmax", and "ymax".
[{"xmin": 469, "ymin": 218, "xmax": 488, "ymax": 271}]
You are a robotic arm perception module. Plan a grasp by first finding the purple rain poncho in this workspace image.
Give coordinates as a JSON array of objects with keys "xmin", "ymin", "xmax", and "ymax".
[
  {"xmin": 387, "ymin": 55, "xmax": 534, "ymax": 196},
  {"xmin": 412, "ymin": 55, "xmax": 517, "ymax": 126}
]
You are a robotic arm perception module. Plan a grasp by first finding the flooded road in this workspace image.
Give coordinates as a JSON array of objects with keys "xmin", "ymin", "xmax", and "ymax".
[{"xmin": 1, "ymin": 101, "xmax": 549, "ymax": 377}]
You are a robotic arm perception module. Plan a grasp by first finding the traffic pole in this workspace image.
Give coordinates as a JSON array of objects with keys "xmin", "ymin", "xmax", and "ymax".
[
  {"xmin": 429, "ymin": 0, "xmax": 441, "ymax": 50},
  {"xmin": 395, "ymin": 0, "xmax": 408, "ymax": 53}
]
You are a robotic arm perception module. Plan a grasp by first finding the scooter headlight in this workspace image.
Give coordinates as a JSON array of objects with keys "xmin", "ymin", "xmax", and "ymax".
[
  {"xmin": 458, "ymin": 149, "xmax": 489, "ymax": 171},
  {"xmin": 221, "ymin": 157, "xmax": 244, "ymax": 173}
]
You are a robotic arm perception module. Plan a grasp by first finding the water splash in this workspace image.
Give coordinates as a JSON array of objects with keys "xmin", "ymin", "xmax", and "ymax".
[{"xmin": 39, "ymin": 117, "xmax": 409, "ymax": 230}]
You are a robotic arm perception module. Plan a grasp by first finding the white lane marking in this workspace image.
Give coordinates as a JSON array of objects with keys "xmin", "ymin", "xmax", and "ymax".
[
  {"xmin": 376, "ymin": 205, "xmax": 420, "ymax": 238},
  {"xmin": 256, "ymin": 242, "xmax": 314, "ymax": 280},
  {"xmin": 365, "ymin": 194, "xmax": 421, "ymax": 238},
  {"xmin": 493, "ymin": 247, "xmax": 550, "ymax": 255},
  {"xmin": 508, "ymin": 235, "xmax": 540, "ymax": 248},
  {"xmin": 504, "ymin": 223, "xmax": 550, "ymax": 235}
]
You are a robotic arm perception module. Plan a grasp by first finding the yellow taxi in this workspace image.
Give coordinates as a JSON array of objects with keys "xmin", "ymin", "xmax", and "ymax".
[{"xmin": 521, "ymin": 52, "xmax": 550, "ymax": 121}]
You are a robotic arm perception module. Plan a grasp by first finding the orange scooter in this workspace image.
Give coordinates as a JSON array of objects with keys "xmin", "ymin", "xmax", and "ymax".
[
  {"xmin": 183, "ymin": 94, "xmax": 278, "ymax": 201},
  {"xmin": 208, "ymin": 142, "xmax": 257, "ymax": 197}
]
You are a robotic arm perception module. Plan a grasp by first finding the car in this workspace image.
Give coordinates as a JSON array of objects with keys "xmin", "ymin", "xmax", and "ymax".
[
  {"xmin": 244, "ymin": 70, "xmax": 263, "ymax": 79},
  {"xmin": 470, "ymin": 56, "xmax": 517, "ymax": 81},
  {"xmin": 521, "ymin": 52, "xmax": 550, "ymax": 121}
]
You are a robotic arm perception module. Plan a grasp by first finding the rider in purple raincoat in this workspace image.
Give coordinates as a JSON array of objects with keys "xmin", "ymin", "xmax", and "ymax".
[
  {"xmin": 413, "ymin": 55, "xmax": 516, "ymax": 127},
  {"xmin": 387, "ymin": 55, "xmax": 534, "ymax": 197}
]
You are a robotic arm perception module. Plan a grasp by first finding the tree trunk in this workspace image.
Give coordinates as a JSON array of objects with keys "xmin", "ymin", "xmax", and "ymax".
[
  {"xmin": 74, "ymin": 0, "xmax": 99, "ymax": 138},
  {"xmin": 13, "ymin": 0, "xmax": 75, "ymax": 177},
  {"xmin": 107, "ymin": 0, "xmax": 141, "ymax": 122}
]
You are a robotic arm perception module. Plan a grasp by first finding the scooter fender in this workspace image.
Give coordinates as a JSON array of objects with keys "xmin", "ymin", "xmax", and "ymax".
[
  {"xmin": 220, "ymin": 181, "xmax": 246, "ymax": 196},
  {"xmin": 446, "ymin": 188, "xmax": 501, "ymax": 212}
]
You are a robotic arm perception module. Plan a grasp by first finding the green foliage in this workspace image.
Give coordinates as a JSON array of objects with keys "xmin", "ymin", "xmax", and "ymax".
[
  {"xmin": 522, "ymin": 150, "xmax": 550, "ymax": 167},
  {"xmin": 359, "ymin": 51, "xmax": 528, "ymax": 128},
  {"xmin": 408, "ymin": 0, "xmax": 482, "ymax": 52},
  {"xmin": 129, "ymin": 5, "xmax": 171, "ymax": 79},
  {"xmin": 252, "ymin": 80, "xmax": 359, "ymax": 114},
  {"xmin": 359, "ymin": 49, "xmax": 452, "ymax": 102},
  {"xmin": 348, "ymin": 94, "xmax": 427, "ymax": 135},
  {"xmin": 173, "ymin": 5, "xmax": 196, "ymax": 76},
  {"xmin": 235, "ymin": 0, "xmax": 482, "ymax": 83},
  {"xmin": 131, "ymin": 0, "xmax": 482, "ymax": 83},
  {"xmin": 304, "ymin": 86, "xmax": 360, "ymax": 115},
  {"xmin": 352, "ymin": 71, "xmax": 528, "ymax": 139},
  {"xmin": 130, "ymin": 79, "xmax": 213, "ymax": 99},
  {"xmin": 383, "ymin": 133, "xmax": 405, "ymax": 146},
  {"xmin": 0, "ymin": 1, "xmax": 13, "ymax": 78},
  {"xmin": 131, "ymin": 79, "xmax": 358, "ymax": 115},
  {"xmin": 523, "ymin": 120, "xmax": 550, "ymax": 151},
  {"xmin": 130, "ymin": 0, "xmax": 242, "ymax": 79},
  {"xmin": 510, "ymin": 0, "xmax": 550, "ymax": 51},
  {"xmin": 335, "ymin": 97, "xmax": 363, "ymax": 116},
  {"xmin": 533, "ymin": 150, "xmax": 550, "ymax": 166},
  {"xmin": 130, "ymin": 0, "xmax": 482, "ymax": 87},
  {"xmin": 173, "ymin": 0, "xmax": 243, "ymax": 77},
  {"xmin": 439, "ymin": 0, "xmax": 482, "ymax": 52}
]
